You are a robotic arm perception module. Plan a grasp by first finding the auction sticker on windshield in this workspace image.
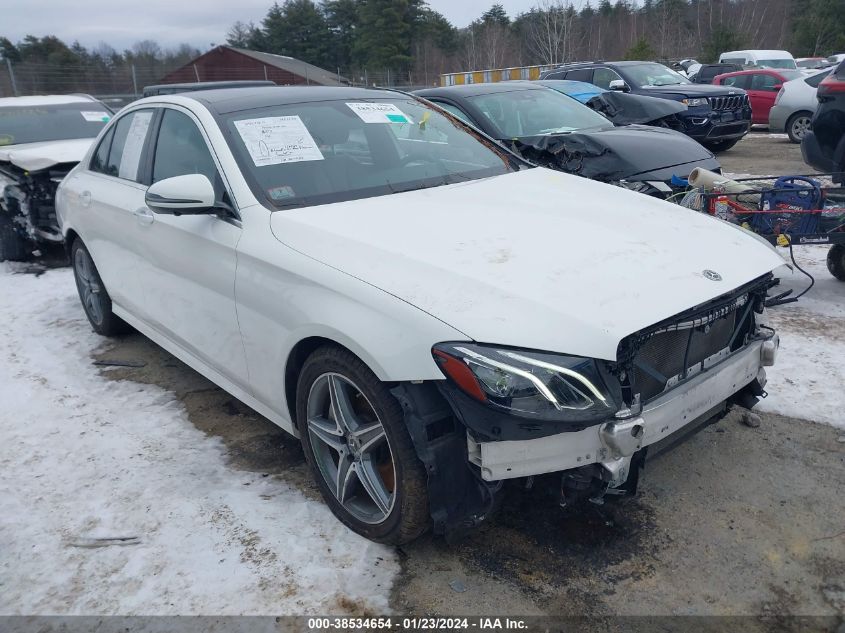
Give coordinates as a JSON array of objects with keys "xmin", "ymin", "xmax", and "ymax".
[
  {"xmin": 347, "ymin": 102, "xmax": 411, "ymax": 124},
  {"xmin": 234, "ymin": 116, "xmax": 324, "ymax": 166},
  {"xmin": 81, "ymin": 111, "xmax": 110, "ymax": 123}
]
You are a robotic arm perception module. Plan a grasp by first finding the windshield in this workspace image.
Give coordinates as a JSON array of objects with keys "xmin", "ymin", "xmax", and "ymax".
[
  {"xmin": 624, "ymin": 63, "xmax": 691, "ymax": 87},
  {"xmin": 759, "ymin": 59, "xmax": 797, "ymax": 69},
  {"xmin": 0, "ymin": 102, "xmax": 111, "ymax": 147},
  {"xmin": 467, "ymin": 88, "xmax": 611, "ymax": 138},
  {"xmin": 223, "ymin": 97, "xmax": 523, "ymax": 210}
]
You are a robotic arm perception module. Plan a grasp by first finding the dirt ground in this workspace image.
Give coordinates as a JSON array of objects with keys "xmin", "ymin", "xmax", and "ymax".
[
  {"xmin": 64, "ymin": 133, "xmax": 845, "ymax": 620},
  {"xmin": 719, "ymin": 127, "xmax": 809, "ymax": 176}
]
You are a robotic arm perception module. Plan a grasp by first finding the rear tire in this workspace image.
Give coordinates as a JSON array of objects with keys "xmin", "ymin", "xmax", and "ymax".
[
  {"xmin": 703, "ymin": 138, "xmax": 740, "ymax": 153},
  {"xmin": 71, "ymin": 239, "xmax": 132, "ymax": 336},
  {"xmin": 296, "ymin": 345, "xmax": 430, "ymax": 544},
  {"xmin": 786, "ymin": 111, "xmax": 812, "ymax": 144},
  {"xmin": 828, "ymin": 244, "xmax": 845, "ymax": 282},
  {"xmin": 0, "ymin": 212, "xmax": 30, "ymax": 262}
]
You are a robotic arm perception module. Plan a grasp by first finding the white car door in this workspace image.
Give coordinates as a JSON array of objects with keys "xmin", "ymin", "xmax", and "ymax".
[
  {"xmin": 132, "ymin": 106, "xmax": 249, "ymax": 392},
  {"xmin": 63, "ymin": 108, "xmax": 156, "ymax": 316}
]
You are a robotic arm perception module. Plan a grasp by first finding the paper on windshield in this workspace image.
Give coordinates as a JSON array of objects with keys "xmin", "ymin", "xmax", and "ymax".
[
  {"xmin": 234, "ymin": 116, "xmax": 324, "ymax": 167},
  {"xmin": 118, "ymin": 111, "xmax": 152, "ymax": 180},
  {"xmin": 81, "ymin": 111, "xmax": 110, "ymax": 123},
  {"xmin": 347, "ymin": 102, "xmax": 411, "ymax": 124}
]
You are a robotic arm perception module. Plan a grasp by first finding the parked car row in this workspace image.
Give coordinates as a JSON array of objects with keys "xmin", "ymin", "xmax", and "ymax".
[
  {"xmin": 52, "ymin": 85, "xmax": 783, "ymax": 543},
  {"xmin": 539, "ymin": 61, "xmax": 752, "ymax": 152},
  {"xmin": 1, "ymin": 67, "xmax": 727, "ymax": 265}
]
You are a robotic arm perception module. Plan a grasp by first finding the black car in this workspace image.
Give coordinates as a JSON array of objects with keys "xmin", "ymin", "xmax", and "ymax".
[
  {"xmin": 688, "ymin": 63, "xmax": 743, "ymax": 84},
  {"xmin": 802, "ymin": 60, "xmax": 845, "ymax": 183},
  {"xmin": 414, "ymin": 82, "xmax": 720, "ymax": 198},
  {"xmin": 540, "ymin": 61, "xmax": 752, "ymax": 152},
  {"xmin": 802, "ymin": 59, "xmax": 845, "ymax": 280}
]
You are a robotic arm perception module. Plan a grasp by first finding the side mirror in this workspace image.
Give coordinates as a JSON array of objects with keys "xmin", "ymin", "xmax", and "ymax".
[
  {"xmin": 608, "ymin": 79, "xmax": 630, "ymax": 92},
  {"xmin": 145, "ymin": 174, "xmax": 216, "ymax": 215},
  {"xmin": 771, "ymin": 84, "xmax": 783, "ymax": 91}
]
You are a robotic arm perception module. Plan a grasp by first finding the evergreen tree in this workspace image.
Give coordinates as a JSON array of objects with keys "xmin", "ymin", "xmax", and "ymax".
[
  {"xmin": 260, "ymin": 0, "xmax": 331, "ymax": 67},
  {"xmin": 353, "ymin": 0, "xmax": 412, "ymax": 70},
  {"xmin": 625, "ymin": 36, "xmax": 657, "ymax": 60}
]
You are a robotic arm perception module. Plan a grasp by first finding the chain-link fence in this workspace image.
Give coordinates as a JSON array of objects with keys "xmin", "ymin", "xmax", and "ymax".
[{"xmin": 0, "ymin": 61, "xmax": 441, "ymax": 107}]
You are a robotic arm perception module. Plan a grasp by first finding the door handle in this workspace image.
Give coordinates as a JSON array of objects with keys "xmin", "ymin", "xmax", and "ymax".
[
  {"xmin": 80, "ymin": 190, "xmax": 92, "ymax": 207},
  {"xmin": 133, "ymin": 207, "xmax": 155, "ymax": 226}
]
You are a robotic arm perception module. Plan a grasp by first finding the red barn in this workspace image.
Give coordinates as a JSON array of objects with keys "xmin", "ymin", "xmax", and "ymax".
[{"xmin": 158, "ymin": 46, "xmax": 348, "ymax": 87}]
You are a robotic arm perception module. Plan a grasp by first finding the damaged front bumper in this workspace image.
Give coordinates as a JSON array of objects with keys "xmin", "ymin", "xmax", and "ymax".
[
  {"xmin": 394, "ymin": 330, "xmax": 777, "ymax": 538},
  {"xmin": 467, "ymin": 337, "xmax": 775, "ymax": 482}
]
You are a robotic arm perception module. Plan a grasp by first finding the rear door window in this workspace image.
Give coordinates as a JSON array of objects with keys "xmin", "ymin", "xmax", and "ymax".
[
  {"xmin": 721, "ymin": 74, "xmax": 750, "ymax": 89},
  {"xmin": 104, "ymin": 109, "xmax": 154, "ymax": 182},
  {"xmin": 90, "ymin": 128, "xmax": 115, "ymax": 174},
  {"xmin": 565, "ymin": 68, "xmax": 593, "ymax": 83},
  {"xmin": 750, "ymin": 73, "xmax": 778, "ymax": 91}
]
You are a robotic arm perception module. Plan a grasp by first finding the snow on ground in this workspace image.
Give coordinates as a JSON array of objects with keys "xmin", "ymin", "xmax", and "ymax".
[
  {"xmin": 0, "ymin": 267, "xmax": 398, "ymax": 615},
  {"xmin": 758, "ymin": 246, "xmax": 845, "ymax": 429},
  {"xmin": 0, "ymin": 243, "xmax": 842, "ymax": 616}
]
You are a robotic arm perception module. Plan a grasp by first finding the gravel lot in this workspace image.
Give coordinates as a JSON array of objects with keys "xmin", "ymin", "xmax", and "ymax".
[{"xmin": 2, "ymin": 133, "xmax": 843, "ymax": 621}]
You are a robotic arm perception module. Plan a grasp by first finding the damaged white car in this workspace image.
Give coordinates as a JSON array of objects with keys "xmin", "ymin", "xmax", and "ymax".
[
  {"xmin": 57, "ymin": 87, "xmax": 782, "ymax": 544},
  {"xmin": 0, "ymin": 95, "xmax": 111, "ymax": 261}
]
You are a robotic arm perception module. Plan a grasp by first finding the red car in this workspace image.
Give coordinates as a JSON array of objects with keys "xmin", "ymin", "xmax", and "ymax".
[{"xmin": 713, "ymin": 69, "xmax": 805, "ymax": 124}]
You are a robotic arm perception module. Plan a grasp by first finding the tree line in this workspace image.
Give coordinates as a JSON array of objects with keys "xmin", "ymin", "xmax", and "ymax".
[
  {"xmin": 0, "ymin": 0, "xmax": 843, "ymax": 95},
  {"xmin": 226, "ymin": 0, "xmax": 845, "ymax": 80}
]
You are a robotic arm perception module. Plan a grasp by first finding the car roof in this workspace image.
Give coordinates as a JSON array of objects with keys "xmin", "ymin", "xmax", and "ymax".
[
  {"xmin": 715, "ymin": 69, "xmax": 779, "ymax": 76},
  {"xmin": 563, "ymin": 60, "xmax": 660, "ymax": 67},
  {"xmin": 0, "ymin": 95, "xmax": 97, "ymax": 108},
  {"xmin": 145, "ymin": 86, "xmax": 411, "ymax": 115},
  {"xmin": 415, "ymin": 82, "xmax": 544, "ymax": 98}
]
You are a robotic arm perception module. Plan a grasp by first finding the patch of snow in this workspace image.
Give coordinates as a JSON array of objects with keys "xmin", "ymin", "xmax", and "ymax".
[
  {"xmin": 745, "ymin": 133, "xmax": 790, "ymax": 140},
  {"xmin": 759, "ymin": 246, "xmax": 845, "ymax": 429},
  {"xmin": 0, "ymin": 268, "xmax": 398, "ymax": 615}
]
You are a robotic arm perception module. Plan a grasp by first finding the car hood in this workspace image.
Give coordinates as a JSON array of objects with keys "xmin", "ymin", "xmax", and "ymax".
[
  {"xmin": 0, "ymin": 138, "xmax": 94, "ymax": 172},
  {"xmin": 269, "ymin": 168, "xmax": 783, "ymax": 361},
  {"xmin": 638, "ymin": 83, "xmax": 746, "ymax": 97},
  {"xmin": 507, "ymin": 125, "xmax": 715, "ymax": 181}
]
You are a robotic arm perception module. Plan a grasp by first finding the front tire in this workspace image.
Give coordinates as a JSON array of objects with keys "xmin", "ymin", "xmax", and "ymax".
[
  {"xmin": 828, "ymin": 244, "xmax": 845, "ymax": 281},
  {"xmin": 0, "ymin": 212, "xmax": 30, "ymax": 262},
  {"xmin": 71, "ymin": 239, "xmax": 132, "ymax": 336},
  {"xmin": 786, "ymin": 112, "xmax": 813, "ymax": 144},
  {"xmin": 296, "ymin": 345, "xmax": 430, "ymax": 544}
]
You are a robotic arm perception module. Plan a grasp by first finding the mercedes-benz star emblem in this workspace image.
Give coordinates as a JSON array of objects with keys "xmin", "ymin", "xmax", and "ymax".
[{"xmin": 703, "ymin": 269, "xmax": 722, "ymax": 281}]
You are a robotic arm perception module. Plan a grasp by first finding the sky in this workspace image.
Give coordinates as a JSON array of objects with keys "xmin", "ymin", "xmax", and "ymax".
[{"xmin": 2, "ymin": 0, "xmax": 543, "ymax": 52}]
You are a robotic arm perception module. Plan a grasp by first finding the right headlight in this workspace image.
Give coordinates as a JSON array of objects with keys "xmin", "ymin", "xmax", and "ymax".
[
  {"xmin": 432, "ymin": 343, "xmax": 616, "ymax": 422},
  {"xmin": 682, "ymin": 97, "xmax": 709, "ymax": 107}
]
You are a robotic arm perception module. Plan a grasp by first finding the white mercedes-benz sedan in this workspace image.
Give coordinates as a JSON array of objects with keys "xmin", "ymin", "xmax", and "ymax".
[{"xmin": 57, "ymin": 86, "xmax": 782, "ymax": 544}]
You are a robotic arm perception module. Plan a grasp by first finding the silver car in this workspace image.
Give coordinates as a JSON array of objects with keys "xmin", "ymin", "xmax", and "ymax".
[{"xmin": 768, "ymin": 69, "xmax": 833, "ymax": 142}]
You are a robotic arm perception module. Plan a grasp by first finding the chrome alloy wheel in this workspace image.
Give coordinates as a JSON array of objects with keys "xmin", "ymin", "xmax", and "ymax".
[
  {"xmin": 74, "ymin": 247, "xmax": 105, "ymax": 326},
  {"xmin": 791, "ymin": 115, "xmax": 811, "ymax": 141},
  {"xmin": 306, "ymin": 373, "xmax": 396, "ymax": 524}
]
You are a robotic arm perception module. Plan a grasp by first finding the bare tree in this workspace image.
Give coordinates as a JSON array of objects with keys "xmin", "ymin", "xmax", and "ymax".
[{"xmin": 524, "ymin": 1, "xmax": 576, "ymax": 65}]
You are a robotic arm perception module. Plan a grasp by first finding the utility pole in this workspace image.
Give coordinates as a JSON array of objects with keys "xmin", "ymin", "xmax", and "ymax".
[
  {"xmin": 131, "ymin": 64, "xmax": 138, "ymax": 96},
  {"xmin": 6, "ymin": 58, "xmax": 18, "ymax": 96}
]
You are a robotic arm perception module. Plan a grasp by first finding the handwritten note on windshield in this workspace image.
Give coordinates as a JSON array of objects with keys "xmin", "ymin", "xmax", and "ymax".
[{"xmin": 234, "ymin": 116, "xmax": 324, "ymax": 167}]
